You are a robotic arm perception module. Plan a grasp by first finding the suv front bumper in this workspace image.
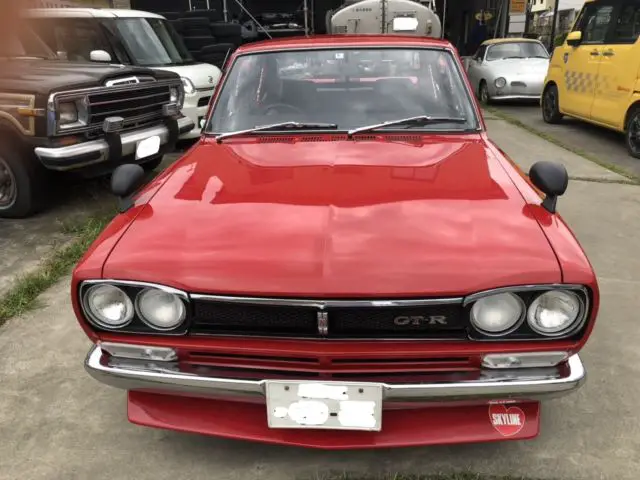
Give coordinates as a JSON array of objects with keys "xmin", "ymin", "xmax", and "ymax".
[{"xmin": 34, "ymin": 116, "xmax": 194, "ymax": 172}]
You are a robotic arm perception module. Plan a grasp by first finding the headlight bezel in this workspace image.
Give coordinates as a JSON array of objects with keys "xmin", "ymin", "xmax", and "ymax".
[
  {"xmin": 464, "ymin": 285, "xmax": 590, "ymax": 341},
  {"xmin": 469, "ymin": 291, "xmax": 526, "ymax": 337},
  {"xmin": 495, "ymin": 77, "xmax": 507, "ymax": 89},
  {"xmin": 57, "ymin": 97, "xmax": 89, "ymax": 130},
  {"xmin": 180, "ymin": 77, "xmax": 196, "ymax": 96},
  {"xmin": 81, "ymin": 284, "xmax": 135, "ymax": 330},
  {"xmin": 79, "ymin": 280, "xmax": 190, "ymax": 335},
  {"xmin": 135, "ymin": 287, "xmax": 188, "ymax": 331},
  {"xmin": 526, "ymin": 289, "xmax": 584, "ymax": 337}
]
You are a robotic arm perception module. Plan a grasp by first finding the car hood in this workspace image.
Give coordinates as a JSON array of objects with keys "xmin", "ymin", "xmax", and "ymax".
[
  {"xmin": 103, "ymin": 135, "xmax": 561, "ymax": 297},
  {"xmin": 0, "ymin": 59, "xmax": 167, "ymax": 94},
  {"xmin": 155, "ymin": 62, "xmax": 222, "ymax": 89},
  {"xmin": 489, "ymin": 58, "xmax": 549, "ymax": 75}
]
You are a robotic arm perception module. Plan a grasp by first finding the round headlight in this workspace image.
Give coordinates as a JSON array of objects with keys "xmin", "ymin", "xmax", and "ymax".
[
  {"xmin": 59, "ymin": 102, "xmax": 79, "ymax": 124},
  {"xmin": 83, "ymin": 284, "xmax": 134, "ymax": 329},
  {"xmin": 181, "ymin": 77, "xmax": 196, "ymax": 95},
  {"xmin": 136, "ymin": 288, "xmax": 186, "ymax": 331},
  {"xmin": 470, "ymin": 292, "xmax": 524, "ymax": 335},
  {"xmin": 495, "ymin": 77, "xmax": 507, "ymax": 88},
  {"xmin": 527, "ymin": 290, "xmax": 582, "ymax": 336}
]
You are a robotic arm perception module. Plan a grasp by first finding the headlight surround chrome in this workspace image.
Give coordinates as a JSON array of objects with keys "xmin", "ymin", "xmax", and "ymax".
[
  {"xmin": 181, "ymin": 77, "xmax": 196, "ymax": 96},
  {"xmin": 527, "ymin": 290, "xmax": 583, "ymax": 336},
  {"xmin": 57, "ymin": 97, "xmax": 89, "ymax": 130},
  {"xmin": 495, "ymin": 77, "xmax": 507, "ymax": 88},
  {"xmin": 469, "ymin": 292, "xmax": 525, "ymax": 336},
  {"xmin": 82, "ymin": 284, "xmax": 135, "ymax": 329},
  {"xmin": 135, "ymin": 287, "xmax": 187, "ymax": 331}
]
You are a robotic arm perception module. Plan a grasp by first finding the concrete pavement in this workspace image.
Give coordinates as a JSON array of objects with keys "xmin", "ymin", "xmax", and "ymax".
[
  {"xmin": 489, "ymin": 102, "xmax": 640, "ymax": 180},
  {"xmin": 1, "ymin": 121, "xmax": 639, "ymax": 480}
]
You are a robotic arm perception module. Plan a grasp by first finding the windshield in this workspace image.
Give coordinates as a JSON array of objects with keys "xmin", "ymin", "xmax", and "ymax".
[
  {"xmin": 485, "ymin": 42, "xmax": 549, "ymax": 61},
  {"xmin": 0, "ymin": 26, "xmax": 56, "ymax": 60},
  {"xmin": 206, "ymin": 48, "xmax": 478, "ymax": 135},
  {"xmin": 106, "ymin": 18, "xmax": 194, "ymax": 66}
]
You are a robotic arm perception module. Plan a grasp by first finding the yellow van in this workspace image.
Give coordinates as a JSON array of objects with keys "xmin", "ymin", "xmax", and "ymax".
[{"xmin": 542, "ymin": 0, "xmax": 640, "ymax": 157}]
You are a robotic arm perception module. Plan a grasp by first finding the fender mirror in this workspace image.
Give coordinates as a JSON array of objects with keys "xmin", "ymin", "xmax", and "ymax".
[
  {"xmin": 566, "ymin": 31, "xmax": 582, "ymax": 47},
  {"xmin": 529, "ymin": 161, "xmax": 569, "ymax": 214},
  {"xmin": 111, "ymin": 164, "xmax": 145, "ymax": 212},
  {"xmin": 90, "ymin": 50, "xmax": 112, "ymax": 63}
]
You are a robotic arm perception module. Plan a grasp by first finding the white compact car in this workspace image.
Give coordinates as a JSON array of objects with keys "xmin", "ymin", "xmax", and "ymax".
[{"xmin": 24, "ymin": 8, "xmax": 222, "ymax": 140}]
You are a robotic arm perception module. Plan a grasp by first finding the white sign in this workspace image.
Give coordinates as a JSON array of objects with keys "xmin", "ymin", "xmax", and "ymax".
[
  {"xmin": 392, "ymin": 17, "xmax": 419, "ymax": 32},
  {"xmin": 135, "ymin": 135, "xmax": 161, "ymax": 160}
]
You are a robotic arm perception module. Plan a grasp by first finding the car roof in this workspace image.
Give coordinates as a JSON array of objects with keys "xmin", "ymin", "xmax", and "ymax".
[
  {"xmin": 235, "ymin": 34, "xmax": 454, "ymax": 54},
  {"xmin": 482, "ymin": 37, "xmax": 542, "ymax": 45},
  {"xmin": 24, "ymin": 8, "xmax": 165, "ymax": 19}
]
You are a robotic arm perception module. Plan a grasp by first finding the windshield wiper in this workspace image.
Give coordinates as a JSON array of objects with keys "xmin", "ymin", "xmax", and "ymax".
[
  {"xmin": 215, "ymin": 121, "xmax": 338, "ymax": 142},
  {"xmin": 347, "ymin": 115, "xmax": 468, "ymax": 137}
]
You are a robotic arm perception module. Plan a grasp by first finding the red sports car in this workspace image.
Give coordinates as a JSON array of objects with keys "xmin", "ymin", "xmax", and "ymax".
[{"xmin": 72, "ymin": 35, "xmax": 599, "ymax": 449}]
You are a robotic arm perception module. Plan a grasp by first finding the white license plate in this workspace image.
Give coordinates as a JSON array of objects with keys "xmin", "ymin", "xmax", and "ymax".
[
  {"xmin": 135, "ymin": 135, "xmax": 161, "ymax": 160},
  {"xmin": 265, "ymin": 380, "xmax": 383, "ymax": 431}
]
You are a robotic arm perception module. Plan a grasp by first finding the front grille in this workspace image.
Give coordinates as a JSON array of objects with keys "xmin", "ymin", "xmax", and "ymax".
[
  {"xmin": 87, "ymin": 83, "xmax": 172, "ymax": 132},
  {"xmin": 190, "ymin": 297, "xmax": 467, "ymax": 339},
  {"xmin": 183, "ymin": 350, "xmax": 478, "ymax": 383}
]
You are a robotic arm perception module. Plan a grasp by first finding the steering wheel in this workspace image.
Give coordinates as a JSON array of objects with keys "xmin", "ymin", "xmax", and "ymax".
[{"xmin": 261, "ymin": 103, "xmax": 305, "ymax": 115}]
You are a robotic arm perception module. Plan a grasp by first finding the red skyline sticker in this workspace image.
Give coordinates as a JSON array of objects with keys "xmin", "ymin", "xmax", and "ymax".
[{"xmin": 489, "ymin": 404, "xmax": 525, "ymax": 437}]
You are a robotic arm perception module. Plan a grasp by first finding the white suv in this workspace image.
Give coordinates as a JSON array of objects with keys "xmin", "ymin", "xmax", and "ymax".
[{"xmin": 24, "ymin": 8, "xmax": 222, "ymax": 140}]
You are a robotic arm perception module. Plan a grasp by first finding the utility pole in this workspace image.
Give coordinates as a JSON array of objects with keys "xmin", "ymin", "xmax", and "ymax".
[
  {"xmin": 549, "ymin": 0, "xmax": 560, "ymax": 51},
  {"xmin": 524, "ymin": 0, "xmax": 531, "ymax": 34}
]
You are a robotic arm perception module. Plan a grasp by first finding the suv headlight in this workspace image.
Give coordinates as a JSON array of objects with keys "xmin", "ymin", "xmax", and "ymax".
[
  {"xmin": 470, "ymin": 292, "xmax": 524, "ymax": 335},
  {"xmin": 181, "ymin": 77, "xmax": 196, "ymax": 95},
  {"xmin": 527, "ymin": 290, "xmax": 582, "ymax": 336},
  {"xmin": 136, "ymin": 288, "xmax": 186, "ymax": 331},
  {"xmin": 59, "ymin": 102, "xmax": 78, "ymax": 124},
  {"xmin": 83, "ymin": 284, "xmax": 135, "ymax": 329}
]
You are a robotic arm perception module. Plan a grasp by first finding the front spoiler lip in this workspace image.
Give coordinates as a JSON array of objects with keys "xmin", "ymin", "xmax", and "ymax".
[{"xmin": 85, "ymin": 345, "xmax": 586, "ymax": 404}]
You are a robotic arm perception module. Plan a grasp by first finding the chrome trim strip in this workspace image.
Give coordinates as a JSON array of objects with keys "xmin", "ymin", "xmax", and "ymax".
[
  {"xmin": 462, "ymin": 284, "xmax": 589, "ymax": 306},
  {"xmin": 80, "ymin": 279, "xmax": 189, "ymax": 301},
  {"xmin": 189, "ymin": 294, "xmax": 463, "ymax": 308},
  {"xmin": 85, "ymin": 345, "xmax": 586, "ymax": 403},
  {"xmin": 34, "ymin": 116, "xmax": 194, "ymax": 171}
]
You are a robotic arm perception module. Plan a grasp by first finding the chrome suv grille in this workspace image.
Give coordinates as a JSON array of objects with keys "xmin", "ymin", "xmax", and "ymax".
[
  {"xmin": 189, "ymin": 296, "xmax": 467, "ymax": 339},
  {"xmin": 86, "ymin": 83, "xmax": 171, "ymax": 134}
]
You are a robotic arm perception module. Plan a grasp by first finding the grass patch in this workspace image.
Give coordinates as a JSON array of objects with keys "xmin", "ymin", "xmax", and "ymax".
[
  {"xmin": 0, "ymin": 207, "xmax": 117, "ymax": 326},
  {"xmin": 485, "ymin": 106, "xmax": 640, "ymax": 185},
  {"xmin": 300, "ymin": 473, "xmax": 552, "ymax": 480}
]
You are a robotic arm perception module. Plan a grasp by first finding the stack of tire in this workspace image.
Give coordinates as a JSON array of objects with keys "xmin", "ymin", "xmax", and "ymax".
[{"xmin": 160, "ymin": 9, "xmax": 242, "ymax": 69}]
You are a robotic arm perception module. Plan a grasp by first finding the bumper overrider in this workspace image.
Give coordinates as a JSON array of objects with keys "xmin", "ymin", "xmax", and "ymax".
[
  {"xmin": 85, "ymin": 343, "xmax": 586, "ymax": 448},
  {"xmin": 34, "ymin": 116, "xmax": 194, "ymax": 172}
]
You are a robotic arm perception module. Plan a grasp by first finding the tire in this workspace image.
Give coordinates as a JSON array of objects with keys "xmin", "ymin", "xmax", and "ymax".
[
  {"xmin": 478, "ymin": 81, "xmax": 492, "ymax": 105},
  {"xmin": 200, "ymin": 43, "xmax": 235, "ymax": 55},
  {"xmin": 182, "ymin": 36, "xmax": 217, "ymax": 51},
  {"xmin": 0, "ymin": 138, "xmax": 48, "ymax": 218},
  {"xmin": 542, "ymin": 84, "xmax": 563, "ymax": 124},
  {"xmin": 624, "ymin": 105, "xmax": 640, "ymax": 159},
  {"xmin": 185, "ymin": 9, "xmax": 222, "ymax": 22},
  {"xmin": 181, "ymin": 17, "xmax": 211, "ymax": 29},
  {"xmin": 210, "ymin": 22, "xmax": 242, "ymax": 37},
  {"xmin": 215, "ymin": 35, "xmax": 243, "ymax": 47},
  {"xmin": 183, "ymin": 27, "xmax": 212, "ymax": 37},
  {"xmin": 159, "ymin": 12, "xmax": 180, "ymax": 20}
]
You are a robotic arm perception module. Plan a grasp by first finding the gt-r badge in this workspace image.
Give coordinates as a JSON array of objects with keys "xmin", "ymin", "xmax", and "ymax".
[{"xmin": 489, "ymin": 404, "xmax": 525, "ymax": 437}]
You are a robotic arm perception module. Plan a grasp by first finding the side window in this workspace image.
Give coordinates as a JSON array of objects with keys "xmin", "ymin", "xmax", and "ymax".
[
  {"xmin": 473, "ymin": 45, "xmax": 486, "ymax": 61},
  {"xmin": 612, "ymin": 3, "xmax": 640, "ymax": 44},
  {"xmin": 52, "ymin": 19, "xmax": 116, "ymax": 62},
  {"xmin": 581, "ymin": 4, "xmax": 615, "ymax": 43}
]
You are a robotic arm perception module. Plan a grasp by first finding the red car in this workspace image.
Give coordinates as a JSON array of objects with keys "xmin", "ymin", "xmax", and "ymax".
[{"xmin": 72, "ymin": 35, "xmax": 599, "ymax": 449}]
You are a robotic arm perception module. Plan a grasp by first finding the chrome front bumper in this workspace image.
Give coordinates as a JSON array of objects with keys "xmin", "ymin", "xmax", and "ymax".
[
  {"xmin": 34, "ymin": 116, "xmax": 194, "ymax": 171},
  {"xmin": 85, "ymin": 345, "xmax": 586, "ymax": 404}
]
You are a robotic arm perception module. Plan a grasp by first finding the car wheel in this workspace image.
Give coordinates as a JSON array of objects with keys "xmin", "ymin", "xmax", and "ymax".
[
  {"xmin": 542, "ymin": 84, "xmax": 563, "ymax": 124},
  {"xmin": 625, "ymin": 106, "xmax": 640, "ymax": 159},
  {"xmin": 479, "ymin": 81, "xmax": 492, "ymax": 105},
  {"xmin": 0, "ymin": 141, "xmax": 47, "ymax": 218}
]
